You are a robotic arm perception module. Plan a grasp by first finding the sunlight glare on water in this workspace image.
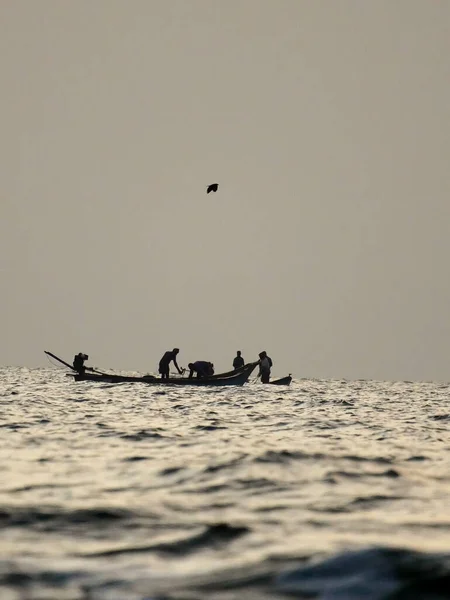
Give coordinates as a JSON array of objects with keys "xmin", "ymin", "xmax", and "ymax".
[{"xmin": 0, "ymin": 366, "xmax": 449, "ymax": 599}]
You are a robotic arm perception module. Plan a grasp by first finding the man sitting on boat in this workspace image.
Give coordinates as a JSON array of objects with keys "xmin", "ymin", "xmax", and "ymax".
[
  {"xmin": 233, "ymin": 351, "xmax": 245, "ymax": 370},
  {"xmin": 188, "ymin": 361, "xmax": 214, "ymax": 379},
  {"xmin": 73, "ymin": 352, "xmax": 89, "ymax": 374},
  {"xmin": 158, "ymin": 348, "xmax": 182, "ymax": 379},
  {"xmin": 258, "ymin": 351, "xmax": 273, "ymax": 383}
]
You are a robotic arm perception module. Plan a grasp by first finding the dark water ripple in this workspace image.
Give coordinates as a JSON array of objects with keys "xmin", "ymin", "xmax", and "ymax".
[{"xmin": 0, "ymin": 366, "xmax": 449, "ymax": 599}]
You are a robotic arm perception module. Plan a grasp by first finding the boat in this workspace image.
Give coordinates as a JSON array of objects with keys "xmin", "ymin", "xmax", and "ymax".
[
  {"xmin": 72, "ymin": 366, "xmax": 257, "ymax": 386},
  {"xmin": 44, "ymin": 351, "xmax": 258, "ymax": 387},
  {"xmin": 267, "ymin": 375, "xmax": 292, "ymax": 386}
]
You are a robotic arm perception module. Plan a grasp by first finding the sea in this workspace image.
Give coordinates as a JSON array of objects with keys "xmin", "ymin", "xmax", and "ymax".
[{"xmin": 0, "ymin": 366, "xmax": 449, "ymax": 600}]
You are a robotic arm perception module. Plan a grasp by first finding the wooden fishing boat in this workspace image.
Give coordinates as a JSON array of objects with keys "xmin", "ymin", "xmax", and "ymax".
[
  {"xmin": 267, "ymin": 375, "xmax": 292, "ymax": 386},
  {"xmin": 45, "ymin": 351, "xmax": 258, "ymax": 387}
]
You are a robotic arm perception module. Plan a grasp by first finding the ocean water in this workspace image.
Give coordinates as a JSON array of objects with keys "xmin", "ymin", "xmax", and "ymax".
[{"xmin": 0, "ymin": 366, "xmax": 449, "ymax": 600}]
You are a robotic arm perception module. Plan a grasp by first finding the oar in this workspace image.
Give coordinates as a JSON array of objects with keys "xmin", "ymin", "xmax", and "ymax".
[
  {"xmin": 253, "ymin": 371, "xmax": 262, "ymax": 383},
  {"xmin": 85, "ymin": 366, "xmax": 108, "ymax": 376}
]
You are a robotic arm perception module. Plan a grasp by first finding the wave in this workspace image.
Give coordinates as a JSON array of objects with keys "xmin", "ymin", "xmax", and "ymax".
[
  {"xmin": 253, "ymin": 449, "xmax": 395, "ymax": 465},
  {"xmin": 83, "ymin": 522, "xmax": 249, "ymax": 558},
  {"xmin": 0, "ymin": 506, "xmax": 136, "ymax": 530},
  {"xmin": 275, "ymin": 547, "xmax": 450, "ymax": 600},
  {"xmin": 1, "ymin": 546, "xmax": 447, "ymax": 599}
]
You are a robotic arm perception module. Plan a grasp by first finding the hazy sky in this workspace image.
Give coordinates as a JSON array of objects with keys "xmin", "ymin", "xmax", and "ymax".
[{"xmin": 1, "ymin": 1, "xmax": 450, "ymax": 380}]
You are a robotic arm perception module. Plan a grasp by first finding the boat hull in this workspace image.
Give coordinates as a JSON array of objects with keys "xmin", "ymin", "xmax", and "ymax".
[{"xmin": 72, "ymin": 362, "xmax": 258, "ymax": 386}]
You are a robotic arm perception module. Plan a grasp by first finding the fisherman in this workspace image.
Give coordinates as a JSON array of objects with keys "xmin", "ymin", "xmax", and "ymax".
[
  {"xmin": 188, "ymin": 361, "xmax": 214, "ymax": 379},
  {"xmin": 158, "ymin": 348, "xmax": 182, "ymax": 379},
  {"xmin": 258, "ymin": 351, "xmax": 273, "ymax": 383},
  {"xmin": 73, "ymin": 352, "xmax": 89, "ymax": 374},
  {"xmin": 233, "ymin": 351, "xmax": 244, "ymax": 370}
]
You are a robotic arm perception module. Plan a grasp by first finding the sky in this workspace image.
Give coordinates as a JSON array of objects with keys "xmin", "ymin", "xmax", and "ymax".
[{"xmin": 1, "ymin": 1, "xmax": 450, "ymax": 381}]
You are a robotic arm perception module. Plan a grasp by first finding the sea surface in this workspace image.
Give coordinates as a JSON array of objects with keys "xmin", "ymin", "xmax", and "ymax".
[{"xmin": 0, "ymin": 366, "xmax": 449, "ymax": 599}]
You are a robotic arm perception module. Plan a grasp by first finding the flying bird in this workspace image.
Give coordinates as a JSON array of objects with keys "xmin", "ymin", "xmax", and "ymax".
[{"xmin": 207, "ymin": 183, "xmax": 219, "ymax": 194}]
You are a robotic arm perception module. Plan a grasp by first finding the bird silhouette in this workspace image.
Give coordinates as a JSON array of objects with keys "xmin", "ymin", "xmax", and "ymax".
[{"xmin": 207, "ymin": 183, "xmax": 219, "ymax": 194}]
